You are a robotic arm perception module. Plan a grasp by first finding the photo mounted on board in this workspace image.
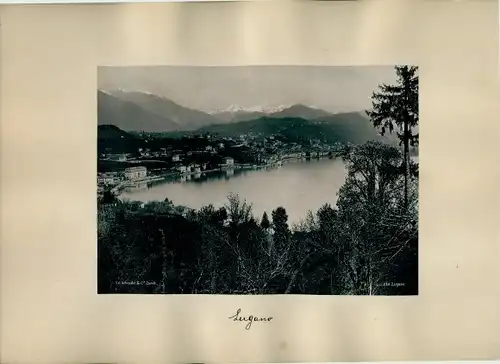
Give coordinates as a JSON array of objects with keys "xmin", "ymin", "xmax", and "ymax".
[{"xmin": 97, "ymin": 65, "xmax": 419, "ymax": 295}]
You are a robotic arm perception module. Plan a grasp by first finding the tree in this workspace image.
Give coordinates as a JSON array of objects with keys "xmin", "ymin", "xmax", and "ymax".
[
  {"xmin": 100, "ymin": 189, "xmax": 118, "ymax": 205},
  {"xmin": 261, "ymin": 211, "xmax": 270, "ymax": 230},
  {"xmin": 337, "ymin": 142, "xmax": 418, "ymax": 295},
  {"xmin": 366, "ymin": 65, "xmax": 419, "ymax": 209},
  {"xmin": 317, "ymin": 203, "xmax": 337, "ymax": 245},
  {"xmin": 226, "ymin": 193, "xmax": 253, "ymax": 228},
  {"xmin": 272, "ymin": 207, "xmax": 290, "ymax": 251}
]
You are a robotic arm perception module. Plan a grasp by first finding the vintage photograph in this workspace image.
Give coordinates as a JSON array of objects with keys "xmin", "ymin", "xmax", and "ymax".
[{"xmin": 97, "ymin": 65, "xmax": 419, "ymax": 295}]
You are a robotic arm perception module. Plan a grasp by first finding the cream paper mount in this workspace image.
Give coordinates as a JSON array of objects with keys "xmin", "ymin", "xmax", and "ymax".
[{"xmin": 1, "ymin": 0, "xmax": 500, "ymax": 363}]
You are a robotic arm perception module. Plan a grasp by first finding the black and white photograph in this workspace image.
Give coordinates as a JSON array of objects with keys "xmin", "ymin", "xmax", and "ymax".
[{"xmin": 97, "ymin": 65, "xmax": 419, "ymax": 295}]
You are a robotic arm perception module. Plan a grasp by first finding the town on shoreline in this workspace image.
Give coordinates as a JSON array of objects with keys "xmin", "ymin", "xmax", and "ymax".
[
  {"xmin": 97, "ymin": 130, "xmax": 362, "ymax": 197},
  {"xmin": 98, "ymin": 129, "xmax": 419, "ymax": 198}
]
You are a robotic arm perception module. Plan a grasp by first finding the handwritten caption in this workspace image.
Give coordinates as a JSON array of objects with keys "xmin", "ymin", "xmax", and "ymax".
[{"xmin": 228, "ymin": 308, "xmax": 273, "ymax": 330}]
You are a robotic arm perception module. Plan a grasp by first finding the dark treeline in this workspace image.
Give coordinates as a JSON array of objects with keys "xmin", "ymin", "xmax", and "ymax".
[{"xmin": 97, "ymin": 65, "xmax": 419, "ymax": 295}]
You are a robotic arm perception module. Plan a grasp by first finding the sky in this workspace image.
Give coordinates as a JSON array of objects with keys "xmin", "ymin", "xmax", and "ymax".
[{"xmin": 98, "ymin": 65, "xmax": 399, "ymax": 113}]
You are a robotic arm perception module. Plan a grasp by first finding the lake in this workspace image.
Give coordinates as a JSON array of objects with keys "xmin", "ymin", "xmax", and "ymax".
[{"xmin": 119, "ymin": 158, "xmax": 348, "ymax": 225}]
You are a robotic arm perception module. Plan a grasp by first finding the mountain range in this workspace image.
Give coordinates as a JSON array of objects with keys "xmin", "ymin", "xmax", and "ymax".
[
  {"xmin": 98, "ymin": 89, "xmax": 395, "ymax": 145},
  {"xmin": 98, "ymin": 90, "xmax": 361, "ymax": 131},
  {"xmin": 99, "ymin": 90, "xmax": 222, "ymax": 131},
  {"xmin": 208, "ymin": 104, "xmax": 291, "ymax": 114},
  {"xmin": 207, "ymin": 104, "xmax": 289, "ymax": 123}
]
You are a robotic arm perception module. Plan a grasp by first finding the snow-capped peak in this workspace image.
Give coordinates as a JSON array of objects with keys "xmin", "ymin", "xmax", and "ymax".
[
  {"xmin": 208, "ymin": 104, "xmax": 291, "ymax": 115},
  {"xmin": 265, "ymin": 104, "xmax": 292, "ymax": 113},
  {"xmin": 99, "ymin": 89, "xmax": 114, "ymax": 95},
  {"xmin": 100, "ymin": 88, "xmax": 158, "ymax": 96}
]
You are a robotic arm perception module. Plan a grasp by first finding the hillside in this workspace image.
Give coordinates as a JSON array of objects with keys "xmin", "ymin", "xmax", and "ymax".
[
  {"xmin": 98, "ymin": 91, "xmax": 181, "ymax": 132},
  {"xmin": 270, "ymin": 104, "xmax": 333, "ymax": 119},
  {"xmin": 98, "ymin": 124, "xmax": 141, "ymax": 154},
  {"xmin": 314, "ymin": 112, "xmax": 394, "ymax": 144},
  {"xmin": 198, "ymin": 112, "xmax": 384, "ymax": 145},
  {"xmin": 98, "ymin": 124, "xmax": 135, "ymax": 140}
]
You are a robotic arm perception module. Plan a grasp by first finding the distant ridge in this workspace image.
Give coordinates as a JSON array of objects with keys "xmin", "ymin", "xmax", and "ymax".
[
  {"xmin": 196, "ymin": 112, "xmax": 387, "ymax": 145},
  {"xmin": 269, "ymin": 104, "xmax": 333, "ymax": 120},
  {"xmin": 105, "ymin": 90, "xmax": 221, "ymax": 130},
  {"xmin": 208, "ymin": 104, "xmax": 291, "ymax": 114},
  {"xmin": 210, "ymin": 104, "xmax": 334, "ymax": 123},
  {"xmin": 98, "ymin": 91, "xmax": 181, "ymax": 132},
  {"xmin": 97, "ymin": 90, "xmax": 388, "ymax": 146}
]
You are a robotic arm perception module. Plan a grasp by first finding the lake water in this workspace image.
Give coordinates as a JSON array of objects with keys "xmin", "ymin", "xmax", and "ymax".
[{"xmin": 119, "ymin": 158, "xmax": 348, "ymax": 225}]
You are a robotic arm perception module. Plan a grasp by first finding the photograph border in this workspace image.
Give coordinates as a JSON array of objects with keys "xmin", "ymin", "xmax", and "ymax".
[{"xmin": 1, "ymin": 1, "xmax": 499, "ymax": 362}]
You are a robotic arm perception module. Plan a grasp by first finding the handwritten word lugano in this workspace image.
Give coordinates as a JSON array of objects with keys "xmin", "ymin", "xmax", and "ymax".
[{"xmin": 228, "ymin": 308, "xmax": 273, "ymax": 330}]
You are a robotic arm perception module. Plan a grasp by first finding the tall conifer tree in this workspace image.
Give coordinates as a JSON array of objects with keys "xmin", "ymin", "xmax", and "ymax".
[{"xmin": 366, "ymin": 65, "xmax": 419, "ymax": 209}]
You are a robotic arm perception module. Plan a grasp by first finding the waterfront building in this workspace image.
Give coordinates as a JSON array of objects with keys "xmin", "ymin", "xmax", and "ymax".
[
  {"xmin": 124, "ymin": 166, "xmax": 147, "ymax": 180},
  {"xmin": 188, "ymin": 163, "xmax": 201, "ymax": 173},
  {"xmin": 223, "ymin": 157, "xmax": 235, "ymax": 166}
]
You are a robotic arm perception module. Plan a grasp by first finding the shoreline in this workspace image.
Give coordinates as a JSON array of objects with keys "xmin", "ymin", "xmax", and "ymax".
[{"xmin": 109, "ymin": 154, "xmax": 341, "ymax": 197}]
